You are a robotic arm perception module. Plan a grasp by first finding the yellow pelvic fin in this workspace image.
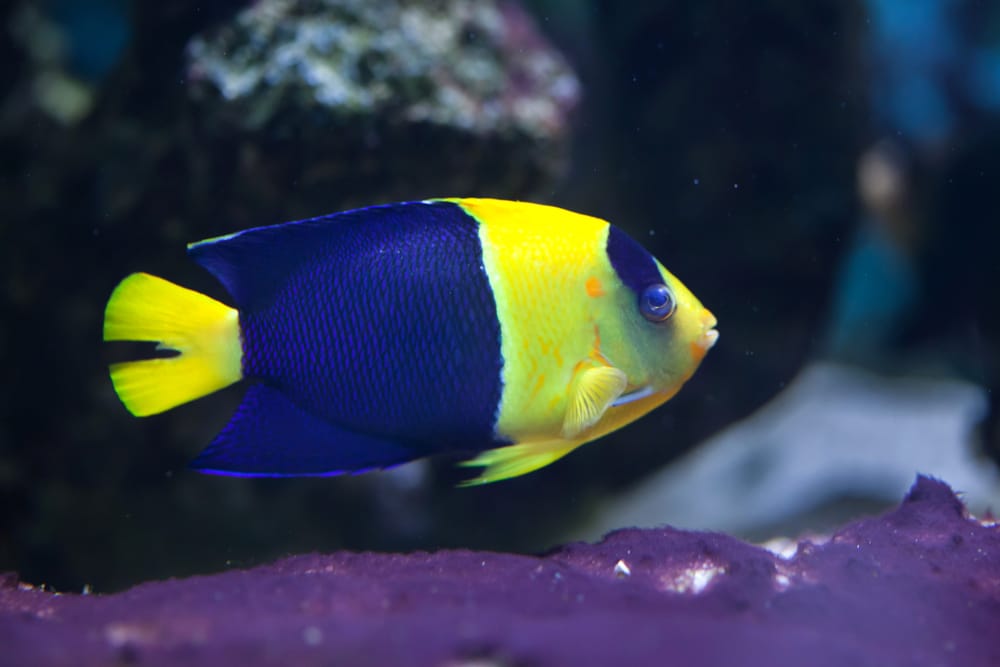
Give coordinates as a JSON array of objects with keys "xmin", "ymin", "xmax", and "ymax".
[
  {"xmin": 458, "ymin": 440, "xmax": 583, "ymax": 486},
  {"xmin": 104, "ymin": 272, "xmax": 242, "ymax": 417},
  {"xmin": 562, "ymin": 365, "xmax": 627, "ymax": 439}
]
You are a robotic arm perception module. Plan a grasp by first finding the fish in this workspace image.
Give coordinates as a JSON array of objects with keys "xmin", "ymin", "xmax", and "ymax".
[{"xmin": 103, "ymin": 198, "xmax": 718, "ymax": 484}]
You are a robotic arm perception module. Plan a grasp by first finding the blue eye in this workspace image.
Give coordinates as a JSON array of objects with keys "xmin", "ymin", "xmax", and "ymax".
[{"xmin": 640, "ymin": 284, "xmax": 676, "ymax": 322}]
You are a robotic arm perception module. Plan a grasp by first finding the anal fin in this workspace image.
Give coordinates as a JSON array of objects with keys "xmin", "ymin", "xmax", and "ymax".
[{"xmin": 191, "ymin": 384, "xmax": 417, "ymax": 476}]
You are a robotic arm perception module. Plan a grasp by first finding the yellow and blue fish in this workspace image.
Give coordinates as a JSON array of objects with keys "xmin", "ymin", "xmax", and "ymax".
[{"xmin": 103, "ymin": 199, "xmax": 718, "ymax": 484}]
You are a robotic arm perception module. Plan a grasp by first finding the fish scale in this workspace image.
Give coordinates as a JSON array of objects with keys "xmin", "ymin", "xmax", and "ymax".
[{"xmin": 237, "ymin": 202, "xmax": 504, "ymax": 452}]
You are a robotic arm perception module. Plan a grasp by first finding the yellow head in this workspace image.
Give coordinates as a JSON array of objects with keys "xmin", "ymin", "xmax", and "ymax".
[
  {"xmin": 453, "ymin": 198, "xmax": 718, "ymax": 483},
  {"xmin": 580, "ymin": 224, "xmax": 719, "ymax": 440},
  {"xmin": 458, "ymin": 198, "xmax": 717, "ymax": 442}
]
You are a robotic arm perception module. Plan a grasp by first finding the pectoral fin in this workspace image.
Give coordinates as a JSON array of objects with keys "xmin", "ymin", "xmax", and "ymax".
[
  {"xmin": 562, "ymin": 365, "xmax": 627, "ymax": 439},
  {"xmin": 458, "ymin": 440, "xmax": 582, "ymax": 486}
]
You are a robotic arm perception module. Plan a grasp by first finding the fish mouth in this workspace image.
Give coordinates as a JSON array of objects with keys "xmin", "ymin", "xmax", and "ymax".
[
  {"xmin": 700, "ymin": 329, "xmax": 719, "ymax": 350},
  {"xmin": 693, "ymin": 309, "xmax": 719, "ymax": 355}
]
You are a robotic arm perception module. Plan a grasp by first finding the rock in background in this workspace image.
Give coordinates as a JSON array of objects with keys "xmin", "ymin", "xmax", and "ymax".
[
  {"xmin": 573, "ymin": 363, "xmax": 999, "ymax": 542},
  {"xmin": 183, "ymin": 0, "xmax": 580, "ymax": 209}
]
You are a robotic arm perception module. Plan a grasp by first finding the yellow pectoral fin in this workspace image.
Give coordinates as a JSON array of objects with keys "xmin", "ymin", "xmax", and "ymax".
[
  {"xmin": 458, "ymin": 440, "xmax": 583, "ymax": 486},
  {"xmin": 562, "ymin": 365, "xmax": 627, "ymax": 439}
]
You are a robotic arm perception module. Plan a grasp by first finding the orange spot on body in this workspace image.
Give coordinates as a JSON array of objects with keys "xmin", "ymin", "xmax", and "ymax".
[
  {"xmin": 585, "ymin": 276, "xmax": 605, "ymax": 298},
  {"xmin": 690, "ymin": 340, "xmax": 707, "ymax": 363},
  {"xmin": 590, "ymin": 324, "xmax": 612, "ymax": 366}
]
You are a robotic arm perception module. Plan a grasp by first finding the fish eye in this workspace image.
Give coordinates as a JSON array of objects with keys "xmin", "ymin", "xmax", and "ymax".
[{"xmin": 639, "ymin": 284, "xmax": 676, "ymax": 322}]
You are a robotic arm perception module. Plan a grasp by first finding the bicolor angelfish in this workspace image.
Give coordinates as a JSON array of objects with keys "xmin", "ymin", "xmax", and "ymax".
[{"xmin": 103, "ymin": 199, "xmax": 718, "ymax": 484}]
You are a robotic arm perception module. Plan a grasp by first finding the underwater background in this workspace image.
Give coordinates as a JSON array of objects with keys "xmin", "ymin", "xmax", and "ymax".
[{"xmin": 1, "ymin": 0, "xmax": 998, "ymax": 593}]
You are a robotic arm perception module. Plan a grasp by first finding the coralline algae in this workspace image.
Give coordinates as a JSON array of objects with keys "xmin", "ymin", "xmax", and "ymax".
[
  {"xmin": 183, "ymin": 0, "xmax": 580, "ymax": 201},
  {"xmin": 185, "ymin": 0, "xmax": 580, "ymax": 138},
  {"xmin": 1, "ymin": 476, "xmax": 998, "ymax": 666}
]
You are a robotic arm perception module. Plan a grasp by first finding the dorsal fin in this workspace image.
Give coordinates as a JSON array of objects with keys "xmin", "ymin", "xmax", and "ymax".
[
  {"xmin": 187, "ymin": 201, "xmax": 457, "ymax": 310},
  {"xmin": 188, "ymin": 213, "xmax": 341, "ymax": 310}
]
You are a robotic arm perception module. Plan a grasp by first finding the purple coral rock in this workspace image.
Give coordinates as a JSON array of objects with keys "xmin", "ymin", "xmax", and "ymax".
[{"xmin": 2, "ymin": 476, "xmax": 998, "ymax": 666}]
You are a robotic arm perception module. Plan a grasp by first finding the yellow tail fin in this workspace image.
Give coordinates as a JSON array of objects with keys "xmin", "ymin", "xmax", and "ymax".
[{"xmin": 103, "ymin": 272, "xmax": 242, "ymax": 416}]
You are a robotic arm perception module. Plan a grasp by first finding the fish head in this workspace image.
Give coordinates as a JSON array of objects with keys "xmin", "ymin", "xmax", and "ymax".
[{"xmin": 599, "ymin": 227, "xmax": 718, "ymax": 408}]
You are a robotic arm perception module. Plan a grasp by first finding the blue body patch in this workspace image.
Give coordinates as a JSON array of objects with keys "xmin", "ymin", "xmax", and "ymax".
[{"xmin": 188, "ymin": 201, "xmax": 505, "ymax": 475}]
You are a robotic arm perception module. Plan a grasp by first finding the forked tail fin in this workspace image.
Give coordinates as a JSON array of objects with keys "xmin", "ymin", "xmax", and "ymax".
[{"xmin": 103, "ymin": 272, "xmax": 242, "ymax": 416}]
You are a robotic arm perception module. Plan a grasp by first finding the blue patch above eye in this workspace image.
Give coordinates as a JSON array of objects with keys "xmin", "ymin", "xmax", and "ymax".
[
  {"xmin": 640, "ymin": 284, "xmax": 675, "ymax": 322},
  {"xmin": 606, "ymin": 224, "xmax": 662, "ymax": 295}
]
